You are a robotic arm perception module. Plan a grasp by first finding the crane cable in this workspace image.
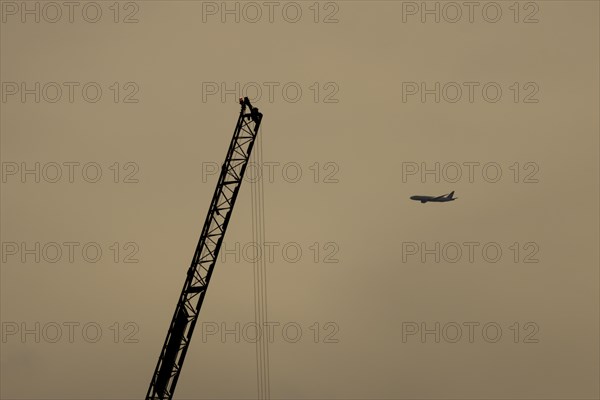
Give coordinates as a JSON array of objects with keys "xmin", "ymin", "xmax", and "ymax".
[{"xmin": 251, "ymin": 124, "xmax": 270, "ymax": 400}]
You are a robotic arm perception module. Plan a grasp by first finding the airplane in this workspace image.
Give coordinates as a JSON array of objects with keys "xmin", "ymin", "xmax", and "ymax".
[{"xmin": 410, "ymin": 191, "xmax": 456, "ymax": 204}]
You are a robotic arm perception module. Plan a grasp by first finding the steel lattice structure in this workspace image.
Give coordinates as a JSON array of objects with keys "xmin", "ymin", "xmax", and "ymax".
[{"xmin": 147, "ymin": 97, "xmax": 263, "ymax": 400}]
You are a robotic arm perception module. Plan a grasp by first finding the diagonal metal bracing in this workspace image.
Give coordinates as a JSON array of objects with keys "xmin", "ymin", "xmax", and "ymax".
[{"xmin": 146, "ymin": 98, "xmax": 263, "ymax": 400}]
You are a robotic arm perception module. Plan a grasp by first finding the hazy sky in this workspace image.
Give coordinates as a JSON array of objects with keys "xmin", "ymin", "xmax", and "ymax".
[{"xmin": 1, "ymin": 1, "xmax": 598, "ymax": 399}]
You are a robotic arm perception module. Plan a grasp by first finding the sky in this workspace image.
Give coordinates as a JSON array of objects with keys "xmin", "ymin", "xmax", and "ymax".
[{"xmin": 1, "ymin": 1, "xmax": 599, "ymax": 399}]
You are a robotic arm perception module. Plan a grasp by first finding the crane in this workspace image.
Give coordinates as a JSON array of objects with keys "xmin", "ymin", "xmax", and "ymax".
[{"xmin": 146, "ymin": 97, "xmax": 264, "ymax": 400}]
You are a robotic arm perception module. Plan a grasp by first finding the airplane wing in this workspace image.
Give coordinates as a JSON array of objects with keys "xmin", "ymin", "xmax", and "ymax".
[{"xmin": 432, "ymin": 193, "xmax": 449, "ymax": 200}]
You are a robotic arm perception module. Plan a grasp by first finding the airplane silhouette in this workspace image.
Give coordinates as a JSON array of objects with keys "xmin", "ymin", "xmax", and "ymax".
[{"xmin": 410, "ymin": 191, "xmax": 456, "ymax": 204}]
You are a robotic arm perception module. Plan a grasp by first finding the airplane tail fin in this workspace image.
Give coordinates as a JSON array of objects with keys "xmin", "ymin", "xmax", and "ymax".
[{"xmin": 447, "ymin": 191, "xmax": 455, "ymax": 199}]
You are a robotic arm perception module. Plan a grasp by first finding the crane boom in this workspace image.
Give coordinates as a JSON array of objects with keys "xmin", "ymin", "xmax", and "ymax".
[{"xmin": 147, "ymin": 97, "xmax": 263, "ymax": 400}]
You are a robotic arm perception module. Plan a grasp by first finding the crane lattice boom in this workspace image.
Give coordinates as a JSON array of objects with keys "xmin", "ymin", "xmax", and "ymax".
[{"xmin": 147, "ymin": 97, "xmax": 263, "ymax": 400}]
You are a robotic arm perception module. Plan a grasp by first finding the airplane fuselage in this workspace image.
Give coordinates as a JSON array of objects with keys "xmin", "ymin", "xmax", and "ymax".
[{"xmin": 410, "ymin": 192, "xmax": 456, "ymax": 203}]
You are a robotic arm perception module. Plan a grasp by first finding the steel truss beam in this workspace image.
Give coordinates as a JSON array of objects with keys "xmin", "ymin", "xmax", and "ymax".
[{"xmin": 147, "ymin": 97, "xmax": 263, "ymax": 400}]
